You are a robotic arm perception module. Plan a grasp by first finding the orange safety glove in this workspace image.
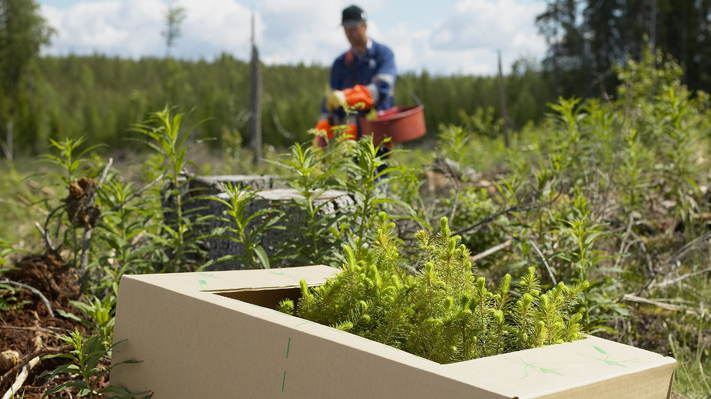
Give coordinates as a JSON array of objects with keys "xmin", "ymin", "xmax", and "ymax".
[
  {"xmin": 312, "ymin": 119, "xmax": 358, "ymax": 148},
  {"xmin": 342, "ymin": 85, "xmax": 375, "ymax": 109},
  {"xmin": 326, "ymin": 85, "xmax": 375, "ymax": 111}
]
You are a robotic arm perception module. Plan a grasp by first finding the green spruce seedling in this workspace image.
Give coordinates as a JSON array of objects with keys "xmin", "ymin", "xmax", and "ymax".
[{"xmin": 280, "ymin": 215, "xmax": 588, "ymax": 364}]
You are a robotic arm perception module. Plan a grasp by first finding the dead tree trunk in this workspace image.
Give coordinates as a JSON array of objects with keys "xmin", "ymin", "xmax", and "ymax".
[
  {"xmin": 2, "ymin": 120, "xmax": 12, "ymax": 160},
  {"xmin": 497, "ymin": 50, "xmax": 510, "ymax": 148},
  {"xmin": 250, "ymin": 12, "xmax": 262, "ymax": 166}
]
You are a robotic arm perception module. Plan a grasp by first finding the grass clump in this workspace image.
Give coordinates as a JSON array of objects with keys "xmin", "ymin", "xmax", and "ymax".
[{"xmin": 278, "ymin": 214, "xmax": 588, "ymax": 364}]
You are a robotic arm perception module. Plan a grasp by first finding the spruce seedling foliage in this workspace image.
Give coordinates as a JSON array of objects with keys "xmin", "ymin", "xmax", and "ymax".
[{"xmin": 279, "ymin": 214, "xmax": 588, "ymax": 364}]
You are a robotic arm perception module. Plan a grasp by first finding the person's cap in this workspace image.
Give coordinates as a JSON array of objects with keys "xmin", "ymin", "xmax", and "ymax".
[{"xmin": 342, "ymin": 5, "xmax": 367, "ymax": 27}]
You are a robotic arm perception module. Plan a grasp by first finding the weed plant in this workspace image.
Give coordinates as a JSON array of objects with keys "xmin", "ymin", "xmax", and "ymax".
[
  {"xmin": 40, "ymin": 330, "xmax": 150, "ymax": 399},
  {"xmin": 208, "ymin": 183, "xmax": 283, "ymax": 269},
  {"xmin": 57, "ymin": 295, "xmax": 116, "ymax": 350},
  {"xmin": 0, "ymin": 282, "xmax": 29, "ymax": 313},
  {"xmin": 131, "ymin": 107, "xmax": 209, "ymax": 273}
]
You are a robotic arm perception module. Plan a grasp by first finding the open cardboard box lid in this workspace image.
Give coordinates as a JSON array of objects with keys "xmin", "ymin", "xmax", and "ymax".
[{"xmin": 112, "ymin": 266, "xmax": 675, "ymax": 398}]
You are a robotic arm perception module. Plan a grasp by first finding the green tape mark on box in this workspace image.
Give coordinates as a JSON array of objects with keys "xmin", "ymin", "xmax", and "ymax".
[{"xmin": 506, "ymin": 356, "xmax": 565, "ymax": 379}]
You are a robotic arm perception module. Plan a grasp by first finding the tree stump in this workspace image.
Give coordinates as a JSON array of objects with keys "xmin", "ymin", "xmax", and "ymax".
[
  {"xmin": 161, "ymin": 175, "xmax": 283, "ymax": 238},
  {"xmin": 208, "ymin": 188, "xmax": 356, "ymax": 270}
]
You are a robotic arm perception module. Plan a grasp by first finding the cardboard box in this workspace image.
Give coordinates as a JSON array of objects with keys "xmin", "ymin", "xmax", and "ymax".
[{"xmin": 112, "ymin": 266, "xmax": 676, "ymax": 398}]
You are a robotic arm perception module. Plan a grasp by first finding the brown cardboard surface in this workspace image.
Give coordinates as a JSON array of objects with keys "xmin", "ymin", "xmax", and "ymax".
[{"xmin": 113, "ymin": 266, "xmax": 676, "ymax": 399}]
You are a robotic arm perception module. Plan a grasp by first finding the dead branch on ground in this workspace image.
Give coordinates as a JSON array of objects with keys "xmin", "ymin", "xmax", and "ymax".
[
  {"xmin": 0, "ymin": 280, "xmax": 54, "ymax": 318},
  {"xmin": 471, "ymin": 239, "xmax": 512, "ymax": 263}
]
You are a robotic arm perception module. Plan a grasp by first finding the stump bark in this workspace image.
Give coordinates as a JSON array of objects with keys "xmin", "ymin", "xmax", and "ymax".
[
  {"xmin": 208, "ymin": 188, "xmax": 356, "ymax": 270},
  {"xmin": 161, "ymin": 175, "xmax": 284, "ymax": 238}
]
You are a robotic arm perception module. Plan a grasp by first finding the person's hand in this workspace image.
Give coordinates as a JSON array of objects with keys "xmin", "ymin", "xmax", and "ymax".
[{"xmin": 326, "ymin": 90, "xmax": 347, "ymax": 111}]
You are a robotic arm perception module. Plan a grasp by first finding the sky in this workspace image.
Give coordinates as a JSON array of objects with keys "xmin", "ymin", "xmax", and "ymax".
[{"xmin": 37, "ymin": 0, "xmax": 549, "ymax": 75}]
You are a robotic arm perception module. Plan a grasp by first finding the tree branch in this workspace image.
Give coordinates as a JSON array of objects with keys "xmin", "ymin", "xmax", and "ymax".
[
  {"xmin": 1, "ymin": 356, "xmax": 40, "ymax": 399},
  {"xmin": 33, "ymin": 222, "xmax": 53, "ymax": 251},
  {"xmin": 652, "ymin": 266, "xmax": 711, "ymax": 289},
  {"xmin": 454, "ymin": 193, "xmax": 561, "ymax": 237},
  {"xmin": 620, "ymin": 294, "xmax": 710, "ymax": 321},
  {"xmin": 0, "ymin": 345, "xmax": 71, "ymax": 389},
  {"xmin": 471, "ymin": 239, "xmax": 512, "ymax": 263},
  {"xmin": 79, "ymin": 158, "xmax": 113, "ymax": 284},
  {"xmin": 0, "ymin": 279, "xmax": 54, "ymax": 318},
  {"xmin": 110, "ymin": 171, "xmax": 167, "ymax": 212},
  {"xmin": 42, "ymin": 205, "xmax": 64, "ymax": 253},
  {"xmin": 528, "ymin": 239, "xmax": 557, "ymax": 286}
]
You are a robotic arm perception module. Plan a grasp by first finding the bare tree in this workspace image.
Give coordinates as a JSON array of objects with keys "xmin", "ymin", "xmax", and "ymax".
[
  {"xmin": 162, "ymin": 0, "xmax": 186, "ymax": 58},
  {"xmin": 250, "ymin": 11, "xmax": 262, "ymax": 166}
]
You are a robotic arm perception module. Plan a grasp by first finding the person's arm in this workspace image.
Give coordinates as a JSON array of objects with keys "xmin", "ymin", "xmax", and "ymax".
[
  {"xmin": 315, "ymin": 58, "xmax": 344, "ymax": 147},
  {"xmin": 365, "ymin": 45, "xmax": 396, "ymax": 108},
  {"xmin": 321, "ymin": 59, "xmax": 343, "ymax": 116}
]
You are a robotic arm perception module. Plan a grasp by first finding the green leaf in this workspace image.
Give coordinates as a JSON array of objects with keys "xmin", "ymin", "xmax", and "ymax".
[{"xmin": 254, "ymin": 245, "xmax": 270, "ymax": 269}]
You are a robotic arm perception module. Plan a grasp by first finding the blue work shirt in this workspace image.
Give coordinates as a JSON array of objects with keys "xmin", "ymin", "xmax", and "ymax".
[{"xmin": 321, "ymin": 39, "xmax": 396, "ymax": 137}]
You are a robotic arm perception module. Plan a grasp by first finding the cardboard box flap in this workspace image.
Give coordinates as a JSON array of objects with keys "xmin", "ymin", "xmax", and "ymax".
[
  {"xmin": 438, "ymin": 336, "xmax": 676, "ymax": 398},
  {"xmin": 121, "ymin": 265, "xmax": 338, "ymax": 293}
]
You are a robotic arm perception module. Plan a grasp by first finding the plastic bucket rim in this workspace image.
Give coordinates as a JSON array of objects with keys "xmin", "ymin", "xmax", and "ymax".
[{"xmin": 371, "ymin": 104, "xmax": 424, "ymax": 123}]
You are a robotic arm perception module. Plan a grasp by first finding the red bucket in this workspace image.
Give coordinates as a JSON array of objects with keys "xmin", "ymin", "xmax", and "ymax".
[{"xmin": 360, "ymin": 105, "xmax": 426, "ymax": 144}]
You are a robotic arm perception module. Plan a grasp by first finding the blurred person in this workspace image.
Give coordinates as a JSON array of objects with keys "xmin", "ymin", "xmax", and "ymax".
[{"xmin": 313, "ymin": 4, "xmax": 396, "ymax": 155}]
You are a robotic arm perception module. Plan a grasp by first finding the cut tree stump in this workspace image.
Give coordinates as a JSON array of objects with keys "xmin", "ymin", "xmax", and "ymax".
[
  {"xmin": 208, "ymin": 188, "xmax": 356, "ymax": 270},
  {"xmin": 161, "ymin": 175, "xmax": 284, "ymax": 238}
]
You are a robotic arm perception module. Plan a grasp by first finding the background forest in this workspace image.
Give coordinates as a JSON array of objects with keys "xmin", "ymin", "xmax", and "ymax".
[{"xmin": 2, "ymin": 0, "xmax": 711, "ymax": 155}]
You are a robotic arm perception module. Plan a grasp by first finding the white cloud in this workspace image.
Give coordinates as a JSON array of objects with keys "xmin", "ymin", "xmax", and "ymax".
[
  {"xmin": 42, "ymin": 0, "xmax": 165, "ymax": 57},
  {"xmin": 40, "ymin": 0, "xmax": 547, "ymax": 74},
  {"xmin": 376, "ymin": 0, "xmax": 547, "ymax": 75},
  {"xmin": 179, "ymin": 0, "xmax": 255, "ymax": 59},
  {"xmin": 430, "ymin": 0, "xmax": 546, "ymax": 53}
]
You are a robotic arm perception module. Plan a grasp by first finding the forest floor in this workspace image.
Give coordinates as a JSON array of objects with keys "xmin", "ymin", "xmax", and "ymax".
[{"xmin": 0, "ymin": 253, "xmax": 110, "ymax": 399}]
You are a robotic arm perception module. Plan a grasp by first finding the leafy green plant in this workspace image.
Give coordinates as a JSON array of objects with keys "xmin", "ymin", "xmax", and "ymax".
[
  {"xmin": 655, "ymin": 88, "xmax": 700, "ymax": 229},
  {"xmin": 208, "ymin": 183, "xmax": 283, "ymax": 269},
  {"xmin": 40, "ymin": 329, "xmax": 151, "ymax": 399},
  {"xmin": 279, "ymin": 215, "xmax": 588, "ymax": 364},
  {"xmin": 0, "ymin": 237, "xmax": 22, "ymax": 270},
  {"xmin": 618, "ymin": 129, "xmax": 649, "ymax": 214},
  {"xmin": 40, "ymin": 137, "xmax": 104, "ymax": 185},
  {"xmin": 0, "ymin": 282, "xmax": 30, "ymax": 313},
  {"xmin": 271, "ymin": 141, "xmax": 346, "ymax": 265},
  {"xmin": 269, "ymin": 122, "xmax": 419, "ymax": 266},
  {"xmin": 131, "ymin": 107, "xmax": 206, "ymax": 272},
  {"xmin": 342, "ymin": 136, "xmax": 417, "ymax": 242},
  {"xmin": 57, "ymin": 295, "xmax": 116, "ymax": 350},
  {"xmin": 458, "ymin": 107, "xmax": 503, "ymax": 140},
  {"xmin": 37, "ymin": 137, "xmax": 104, "ymax": 267},
  {"xmin": 92, "ymin": 178, "xmax": 161, "ymax": 292}
]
